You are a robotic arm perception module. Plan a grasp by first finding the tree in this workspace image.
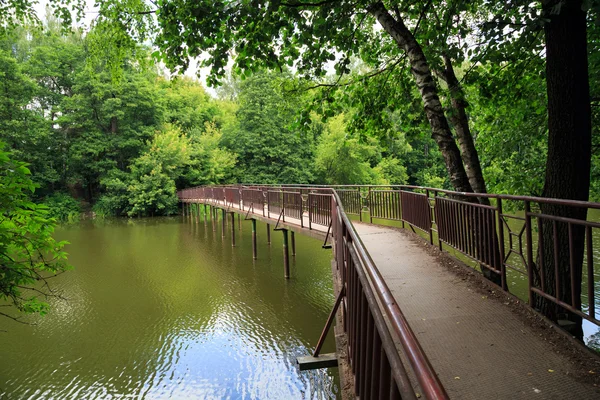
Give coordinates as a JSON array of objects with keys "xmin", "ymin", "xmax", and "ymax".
[
  {"xmin": 533, "ymin": 0, "xmax": 593, "ymax": 339},
  {"xmin": 0, "ymin": 142, "xmax": 70, "ymax": 321},
  {"xmin": 314, "ymin": 114, "xmax": 384, "ymax": 184},
  {"xmin": 221, "ymin": 71, "xmax": 315, "ymax": 184}
]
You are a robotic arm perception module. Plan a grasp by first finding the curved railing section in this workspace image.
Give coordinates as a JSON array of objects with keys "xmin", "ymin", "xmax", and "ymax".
[
  {"xmin": 179, "ymin": 183, "xmax": 600, "ymax": 398},
  {"xmin": 178, "ymin": 185, "xmax": 449, "ymax": 399}
]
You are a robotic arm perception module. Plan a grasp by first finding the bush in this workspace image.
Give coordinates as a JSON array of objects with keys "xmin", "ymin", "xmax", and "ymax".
[{"xmin": 43, "ymin": 192, "xmax": 81, "ymax": 222}]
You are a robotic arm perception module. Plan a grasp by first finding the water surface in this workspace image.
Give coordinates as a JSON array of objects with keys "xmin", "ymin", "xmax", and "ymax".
[{"xmin": 0, "ymin": 216, "xmax": 339, "ymax": 399}]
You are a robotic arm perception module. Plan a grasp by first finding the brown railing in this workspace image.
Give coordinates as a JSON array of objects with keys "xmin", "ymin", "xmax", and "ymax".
[
  {"xmin": 330, "ymin": 190, "xmax": 448, "ymax": 399},
  {"xmin": 178, "ymin": 185, "xmax": 449, "ymax": 399},
  {"xmin": 178, "ymin": 183, "xmax": 600, "ymax": 397}
]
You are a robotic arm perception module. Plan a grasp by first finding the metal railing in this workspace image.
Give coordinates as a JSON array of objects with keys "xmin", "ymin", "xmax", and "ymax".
[
  {"xmin": 178, "ymin": 183, "xmax": 600, "ymax": 397},
  {"xmin": 178, "ymin": 184, "xmax": 449, "ymax": 399}
]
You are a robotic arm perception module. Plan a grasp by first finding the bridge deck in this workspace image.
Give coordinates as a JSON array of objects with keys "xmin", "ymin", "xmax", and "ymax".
[
  {"xmin": 355, "ymin": 222, "xmax": 599, "ymax": 399},
  {"xmin": 188, "ymin": 199, "xmax": 599, "ymax": 399}
]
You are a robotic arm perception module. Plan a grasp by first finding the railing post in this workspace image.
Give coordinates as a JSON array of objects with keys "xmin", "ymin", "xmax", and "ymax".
[
  {"xmin": 309, "ymin": 193, "xmax": 313, "ymax": 230},
  {"xmin": 497, "ymin": 198, "xmax": 507, "ymax": 291},
  {"xmin": 524, "ymin": 200, "xmax": 534, "ymax": 306},
  {"xmin": 282, "ymin": 192, "xmax": 286, "ymax": 223},
  {"xmin": 369, "ymin": 186, "xmax": 373, "ymax": 224},
  {"xmin": 426, "ymin": 189, "xmax": 433, "ymax": 245}
]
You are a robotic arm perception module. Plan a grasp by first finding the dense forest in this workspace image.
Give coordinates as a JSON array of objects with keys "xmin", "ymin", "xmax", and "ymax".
[
  {"xmin": 1, "ymin": 0, "xmax": 600, "ymax": 334},
  {"xmin": 0, "ymin": 6, "xmax": 597, "ymax": 220}
]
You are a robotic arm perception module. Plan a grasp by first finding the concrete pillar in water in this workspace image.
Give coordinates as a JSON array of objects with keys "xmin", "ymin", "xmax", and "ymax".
[
  {"xmin": 251, "ymin": 219, "xmax": 257, "ymax": 259},
  {"xmin": 230, "ymin": 212, "xmax": 236, "ymax": 246},
  {"xmin": 291, "ymin": 231, "xmax": 296, "ymax": 256},
  {"xmin": 267, "ymin": 223, "xmax": 271, "ymax": 245},
  {"xmin": 283, "ymin": 229, "xmax": 290, "ymax": 279},
  {"xmin": 221, "ymin": 209, "xmax": 226, "ymax": 237}
]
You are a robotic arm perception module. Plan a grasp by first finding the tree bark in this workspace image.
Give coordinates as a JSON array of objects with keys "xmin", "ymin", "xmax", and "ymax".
[
  {"xmin": 440, "ymin": 55, "xmax": 489, "ymax": 203},
  {"xmin": 368, "ymin": 2, "xmax": 473, "ymax": 194},
  {"xmin": 536, "ymin": 0, "xmax": 592, "ymax": 340},
  {"xmin": 369, "ymin": 2, "xmax": 502, "ymax": 286}
]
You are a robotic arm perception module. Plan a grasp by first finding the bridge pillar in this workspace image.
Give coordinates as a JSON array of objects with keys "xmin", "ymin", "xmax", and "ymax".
[
  {"xmin": 238, "ymin": 214, "xmax": 242, "ymax": 231},
  {"xmin": 195, "ymin": 203, "xmax": 199, "ymax": 224},
  {"xmin": 291, "ymin": 231, "xmax": 296, "ymax": 256},
  {"xmin": 212, "ymin": 206, "xmax": 216, "ymax": 232},
  {"xmin": 283, "ymin": 229, "xmax": 290, "ymax": 279},
  {"xmin": 204, "ymin": 204, "xmax": 208, "ymax": 225},
  {"xmin": 252, "ymin": 219, "xmax": 257, "ymax": 259},
  {"xmin": 230, "ymin": 212, "xmax": 236, "ymax": 246},
  {"xmin": 221, "ymin": 209, "xmax": 226, "ymax": 237},
  {"xmin": 266, "ymin": 223, "xmax": 271, "ymax": 245}
]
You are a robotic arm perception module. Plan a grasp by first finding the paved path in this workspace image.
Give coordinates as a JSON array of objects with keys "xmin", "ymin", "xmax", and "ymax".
[
  {"xmin": 187, "ymin": 199, "xmax": 600, "ymax": 399},
  {"xmin": 354, "ymin": 222, "xmax": 599, "ymax": 399}
]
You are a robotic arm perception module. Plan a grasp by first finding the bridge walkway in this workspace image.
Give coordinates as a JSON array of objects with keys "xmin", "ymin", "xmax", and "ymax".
[
  {"xmin": 355, "ymin": 222, "xmax": 599, "ymax": 399},
  {"xmin": 186, "ymin": 198, "xmax": 600, "ymax": 399}
]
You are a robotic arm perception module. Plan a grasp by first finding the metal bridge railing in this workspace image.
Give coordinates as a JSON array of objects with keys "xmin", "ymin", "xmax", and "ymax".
[
  {"xmin": 178, "ymin": 184, "xmax": 449, "ymax": 399},
  {"xmin": 226, "ymin": 183, "xmax": 600, "ymax": 329},
  {"xmin": 178, "ymin": 183, "xmax": 600, "ymax": 397}
]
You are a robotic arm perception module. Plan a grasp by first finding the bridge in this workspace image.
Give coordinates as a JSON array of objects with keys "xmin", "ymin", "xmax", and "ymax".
[{"xmin": 178, "ymin": 185, "xmax": 600, "ymax": 399}]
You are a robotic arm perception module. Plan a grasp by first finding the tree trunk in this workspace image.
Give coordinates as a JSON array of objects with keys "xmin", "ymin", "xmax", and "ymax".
[
  {"xmin": 368, "ymin": 1, "xmax": 473, "ymax": 194},
  {"xmin": 369, "ymin": 2, "xmax": 503, "ymax": 286},
  {"xmin": 440, "ymin": 55, "xmax": 489, "ymax": 203},
  {"xmin": 536, "ymin": 0, "xmax": 592, "ymax": 341}
]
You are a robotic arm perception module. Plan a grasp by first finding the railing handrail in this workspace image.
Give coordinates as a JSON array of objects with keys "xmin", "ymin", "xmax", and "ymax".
[
  {"xmin": 331, "ymin": 190, "xmax": 449, "ymax": 398},
  {"xmin": 227, "ymin": 183, "xmax": 600, "ymax": 209},
  {"xmin": 178, "ymin": 184, "xmax": 449, "ymax": 398}
]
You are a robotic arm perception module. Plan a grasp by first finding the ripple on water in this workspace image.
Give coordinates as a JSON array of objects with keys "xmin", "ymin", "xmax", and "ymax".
[{"xmin": 0, "ymin": 217, "xmax": 338, "ymax": 399}]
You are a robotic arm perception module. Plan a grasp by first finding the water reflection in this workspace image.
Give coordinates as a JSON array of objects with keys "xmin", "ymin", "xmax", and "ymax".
[{"xmin": 0, "ymin": 217, "xmax": 339, "ymax": 399}]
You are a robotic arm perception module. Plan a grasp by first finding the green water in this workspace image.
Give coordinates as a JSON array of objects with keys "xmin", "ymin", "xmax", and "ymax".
[{"xmin": 0, "ymin": 216, "xmax": 339, "ymax": 399}]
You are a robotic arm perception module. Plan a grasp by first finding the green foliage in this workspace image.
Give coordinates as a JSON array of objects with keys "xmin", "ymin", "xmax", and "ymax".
[
  {"xmin": 0, "ymin": 142, "xmax": 71, "ymax": 319},
  {"xmin": 374, "ymin": 157, "xmax": 409, "ymax": 186},
  {"xmin": 183, "ymin": 122, "xmax": 237, "ymax": 186},
  {"xmin": 222, "ymin": 71, "xmax": 314, "ymax": 184},
  {"xmin": 43, "ymin": 192, "xmax": 81, "ymax": 222},
  {"xmin": 314, "ymin": 114, "xmax": 383, "ymax": 185}
]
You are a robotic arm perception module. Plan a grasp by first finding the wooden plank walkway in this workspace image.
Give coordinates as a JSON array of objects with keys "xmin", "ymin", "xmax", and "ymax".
[{"xmin": 187, "ymin": 198, "xmax": 600, "ymax": 399}]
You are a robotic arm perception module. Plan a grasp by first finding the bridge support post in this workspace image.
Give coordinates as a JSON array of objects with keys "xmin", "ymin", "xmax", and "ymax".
[
  {"xmin": 195, "ymin": 204, "xmax": 199, "ymax": 224},
  {"xmin": 252, "ymin": 219, "xmax": 257, "ymax": 259},
  {"xmin": 221, "ymin": 209, "xmax": 226, "ymax": 237},
  {"xmin": 238, "ymin": 214, "xmax": 242, "ymax": 231},
  {"xmin": 204, "ymin": 204, "xmax": 208, "ymax": 225},
  {"xmin": 230, "ymin": 212, "xmax": 236, "ymax": 246},
  {"xmin": 283, "ymin": 229, "xmax": 290, "ymax": 279},
  {"xmin": 267, "ymin": 223, "xmax": 271, "ymax": 245},
  {"xmin": 212, "ymin": 206, "xmax": 216, "ymax": 232},
  {"xmin": 291, "ymin": 231, "xmax": 296, "ymax": 256}
]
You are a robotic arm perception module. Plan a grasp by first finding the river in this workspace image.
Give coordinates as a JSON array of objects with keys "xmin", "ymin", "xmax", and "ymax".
[{"xmin": 0, "ymin": 216, "xmax": 339, "ymax": 399}]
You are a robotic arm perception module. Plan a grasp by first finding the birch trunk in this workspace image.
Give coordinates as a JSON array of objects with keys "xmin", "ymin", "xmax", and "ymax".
[{"xmin": 368, "ymin": 1, "xmax": 473, "ymax": 194}]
